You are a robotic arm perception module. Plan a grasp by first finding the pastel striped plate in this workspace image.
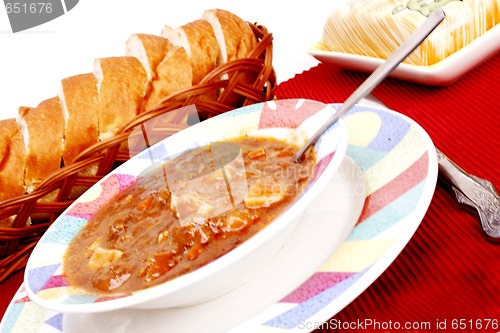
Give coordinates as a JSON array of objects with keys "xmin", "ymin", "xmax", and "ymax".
[{"xmin": 0, "ymin": 103, "xmax": 438, "ymax": 333}]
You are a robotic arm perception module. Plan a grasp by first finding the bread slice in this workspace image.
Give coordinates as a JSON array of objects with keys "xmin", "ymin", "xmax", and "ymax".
[
  {"xmin": 125, "ymin": 33, "xmax": 171, "ymax": 113},
  {"xmin": 202, "ymin": 9, "xmax": 258, "ymax": 105},
  {"xmin": 202, "ymin": 9, "xmax": 257, "ymax": 65},
  {"xmin": 162, "ymin": 20, "xmax": 219, "ymax": 85},
  {"xmin": 126, "ymin": 34, "xmax": 170, "ymax": 82},
  {"xmin": 59, "ymin": 73, "xmax": 99, "ymax": 165},
  {"xmin": 0, "ymin": 118, "xmax": 27, "ymax": 202},
  {"xmin": 143, "ymin": 45, "xmax": 193, "ymax": 111},
  {"xmin": 18, "ymin": 97, "xmax": 64, "ymax": 194},
  {"xmin": 93, "ymin": 57, "xmax": 148, "ymax": 140}
]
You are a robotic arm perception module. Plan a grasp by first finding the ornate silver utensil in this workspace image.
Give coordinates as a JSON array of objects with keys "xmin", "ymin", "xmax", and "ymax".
[{"xmin": 437, "ymin": 150, "xmax": 500, "ymax": 242}]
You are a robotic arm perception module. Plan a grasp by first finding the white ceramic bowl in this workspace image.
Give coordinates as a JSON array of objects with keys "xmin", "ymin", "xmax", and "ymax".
[{"xmin": 24, "ymin": 98, "xmax": 348, "ymax": 313}]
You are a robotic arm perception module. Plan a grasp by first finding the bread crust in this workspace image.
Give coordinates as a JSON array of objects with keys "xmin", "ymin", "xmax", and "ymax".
[
  {"xmin": 126, "ymin": 34, "xmax": 170, "ymax": 81},
  {"xmin": 0, "ymin": 118, "xmax": 26, "ymax": 202},
  {"xmin": 60, "ymin": 73, "xmax": 99, "ymax": 165},
  {"xmin": 19, "ymin": 97, "xmax": 64, "ymax": 192},
  {"xmin": 179, "ymin": 20, "xmax": 219, "ymax": 84},
  {"xmin": 202, "ymin": 9, "xmax": 257, "ymax": 64},
  {"xmin": 93, "ymin": 57, "xmax": 148, "ymax": 140},
  {"xmin": 125, "ymin": 34, "xmax": 172, "ymax": 114},
  {"xmin": 144, "ymin": 47, "xmax": 192, "ymax": 111},
  {"xmin": 202, "ymin": 9, "xmax": 258, "ymax": 106}
]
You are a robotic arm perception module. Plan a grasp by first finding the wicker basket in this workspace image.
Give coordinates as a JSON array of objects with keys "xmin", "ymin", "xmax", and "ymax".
[{"xmin": 0, "ymin": 23, "xmax": 276, "ymax": 284}]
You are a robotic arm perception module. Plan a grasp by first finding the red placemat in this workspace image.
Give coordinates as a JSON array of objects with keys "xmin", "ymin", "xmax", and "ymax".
[
  {"xmin": 0, "ymin": 270, "xmax": 23, "ymax": 318},
  {"xmin": 276, "ymin": 52, "xmax": 500, "ymax": 332}
]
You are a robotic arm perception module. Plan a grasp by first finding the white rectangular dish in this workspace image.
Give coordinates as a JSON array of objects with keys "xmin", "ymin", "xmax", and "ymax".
[{"xmin": 309, "ymin": 23, "xmax": 500, "ymax": 86}]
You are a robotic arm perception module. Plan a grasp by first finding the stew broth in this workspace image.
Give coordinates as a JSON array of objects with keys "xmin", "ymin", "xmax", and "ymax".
[{"xmin": 63, "ymin": 136, "xmax": 315, "ymax": 294}]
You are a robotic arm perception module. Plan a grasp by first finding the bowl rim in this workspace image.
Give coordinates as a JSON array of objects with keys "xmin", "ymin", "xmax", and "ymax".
[{"xmin": 24, "ymin": 98, "xmax": 349, "ymax": 313}]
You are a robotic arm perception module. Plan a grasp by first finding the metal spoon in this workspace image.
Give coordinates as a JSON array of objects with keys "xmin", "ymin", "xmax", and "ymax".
[{"xmin": 294, "ymin": 8, "xmax": 446, "ymax": 162}]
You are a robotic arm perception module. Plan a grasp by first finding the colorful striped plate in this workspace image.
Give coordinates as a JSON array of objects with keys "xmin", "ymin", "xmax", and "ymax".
[{"xmin": 0, "ymin": 103, "xmax": 438, "ymax": 333}]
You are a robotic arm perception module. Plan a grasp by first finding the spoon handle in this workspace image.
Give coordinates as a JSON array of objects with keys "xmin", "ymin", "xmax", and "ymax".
[{"xmin": 294, "ymin": 8, "xmax": 446, "ymax": 162}]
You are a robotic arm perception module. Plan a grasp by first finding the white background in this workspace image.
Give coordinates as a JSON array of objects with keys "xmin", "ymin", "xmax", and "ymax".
[{"xmin": 0, "ymin": 0, "xmax": 350, "ymax": 120}]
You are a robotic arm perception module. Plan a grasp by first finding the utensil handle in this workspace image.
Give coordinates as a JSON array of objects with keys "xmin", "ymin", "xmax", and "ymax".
[
  {"xmin": 294, "ymin": 8, "xmax": 446, "ymax": 162},
  {"xmin": 437, "ymin": 149, "xmax": 500, "ymax": 242},
  {"xmin": 341, "ymin": 8, "xmax": 445, "ymax": 111}
]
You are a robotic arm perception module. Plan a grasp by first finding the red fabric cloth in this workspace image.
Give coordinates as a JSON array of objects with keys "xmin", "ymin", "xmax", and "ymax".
[
  {"xmin": 0, "ymin": 270, "xmax": 23, "ymax": 317},
  {"xmin": 276, "ymin": 52, "xmax": 500, "ymax": 332}
]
